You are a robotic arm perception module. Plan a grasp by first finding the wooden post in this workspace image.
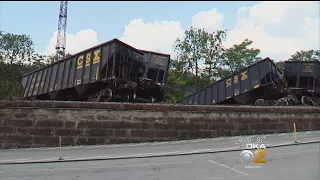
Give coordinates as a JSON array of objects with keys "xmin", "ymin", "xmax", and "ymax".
[
  {"xmin": 58, "ymin": 136, "xmax": 64, "ymax": 160},
  {"xmin": 294, "ymin": 123, "xmax": 298, "ymax": 143}
]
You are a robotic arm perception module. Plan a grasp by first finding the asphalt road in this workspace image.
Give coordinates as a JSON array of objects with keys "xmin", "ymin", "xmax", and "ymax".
[
  {"xmin": 0, "ymin": 131, "xmax": 319, "ymax": 162},
  {"xmin": 0, "ymin": 131, "xmax": 319, "ymax": 180}
]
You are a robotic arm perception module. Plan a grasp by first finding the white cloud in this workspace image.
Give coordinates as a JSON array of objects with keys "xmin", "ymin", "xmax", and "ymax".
[
  {"xmin": 42, "ymin": 29, "xmax": 100, "ymax": 55},
  {"xmin": 120, "ymin": 19, "xmax": 185, "ymax": 56},
  {"xmin": 42, "ymin": 2, "xmax": 319, "ymax": 61},
  {"xmin": 191, "ymin": 8, "xmax": 224, "ymax": 32},
  {"xmin": 119, "ymin": 9, "xmax": 224, "ymax": 58},
  {"xmin": 225, "ymin": 1, "xmax": 320, "ymax": 60},
  {"xmin": 42, "ymin": 8, "xmax": 224, "ymax": 59}
]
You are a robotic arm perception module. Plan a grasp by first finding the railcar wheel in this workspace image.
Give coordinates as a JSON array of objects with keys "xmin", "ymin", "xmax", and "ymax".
[
  {"xmin": 255, "ymin": 99, "xmax": 265, "ymax": 106},
  {"xmin": 276, "ymin": 98, "xmax": 288, "ymax": 106},
  {"xmin": 301, "ymin": 96, "xmax": 311, "ymax": 105},
  {"xmin": 101, "ymin": 88, "xmax": 113, "ymax": 102}
]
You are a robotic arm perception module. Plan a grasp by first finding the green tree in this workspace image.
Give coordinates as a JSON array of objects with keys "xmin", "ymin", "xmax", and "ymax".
[
  {"xmin": 201, "ymin": 30, "xmax": 227, "ymax": 81},
  {"xmin": 0, "ymin": 31, "xmax": 36, "ymax": 64},
  {"xmin": 166, "ymin": 69, "xmax": 187, "ymax": 103},
  {"xmin": 174, "ymin": 27, "xmax": 208, "ymax": 91},
  {"xmin": 0, "ymin": 31, "xmax": 46, "ymax": 99},
  {"xmin": 289, "ymin": 50, "xmax": 320, "ymax": 61},
  {"xmin": 174, "ymin": 27, "xmax": 228, "ymax": 91},
  {"xmin": 224, "ymin": 39, "xmax": 261, "ymax": 72}
]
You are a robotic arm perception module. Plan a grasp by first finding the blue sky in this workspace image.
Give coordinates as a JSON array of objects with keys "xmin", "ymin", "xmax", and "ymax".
[{"xmin": 0, "ymin": 1, "xmax": 319, "ymax": 60}]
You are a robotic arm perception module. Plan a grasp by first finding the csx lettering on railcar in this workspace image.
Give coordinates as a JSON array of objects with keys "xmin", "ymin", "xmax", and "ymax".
[
  {"xmin": 241, "ymin": 71, "xmax": 248, "ymax": 80},
  {"xmin": 77, "ymin": 49, "xmax": 101, "ymax": 69}
]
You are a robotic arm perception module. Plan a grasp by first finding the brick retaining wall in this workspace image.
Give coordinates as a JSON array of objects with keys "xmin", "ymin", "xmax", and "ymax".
[{"xmin": 0, "ymin": 101, "xmax": 319, "ymax": 148}]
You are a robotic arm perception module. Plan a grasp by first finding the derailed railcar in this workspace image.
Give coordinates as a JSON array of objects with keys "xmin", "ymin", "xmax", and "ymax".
[
  {"xmin": 177, "ymin": 58, "xmax": 287, "ymax": 106},
  {"xmin": 21, "ymin": 39, "xmax": 164, "ymax": 103},
  {"xmin": 283, "ymin": 61, "xmax": 320, "ymax": 105},
  {"xmin": 138, "ymin": 50, "xmax": 170, "ymax": 103}
]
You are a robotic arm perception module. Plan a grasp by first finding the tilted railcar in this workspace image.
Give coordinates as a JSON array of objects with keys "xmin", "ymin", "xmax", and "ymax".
[
  {"xmin": 177, "ymin": 58, "xmax": 288, "ymax": 106},
  {"xmin": 283, "ymin": 60, "xmax": 320, "ymax": 105},
  {"xmin": 21, "ymin": 39, "xmax": 170, "ymax": 103},
  {"xmin": 138, "ymin": 50, "xmax": 170, "ymax": 103}
]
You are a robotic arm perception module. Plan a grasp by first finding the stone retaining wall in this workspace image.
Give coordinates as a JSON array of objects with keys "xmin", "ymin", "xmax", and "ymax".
[{"xmin": 0, "ymin": 101, "xmax": 319, "ymax": 148}]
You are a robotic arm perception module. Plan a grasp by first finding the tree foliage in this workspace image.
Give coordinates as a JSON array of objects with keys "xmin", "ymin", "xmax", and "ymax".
[
  {"xmin": 174, "ymin": 27, "xmax": 227, "ymax": 91},
  {"xmin": 168, "ymin": 27, "xmax": 320, "ymax": 103},
  {"xmin": 0, "ymin": 31, "xmax": 49, "ymax": 99},
  {"xmin": 174, "ymin": 27, "xmax": 204, "ymax": 91},
  {"xmin": 200, "ymin": 30, "xmax": 227, "ymax": 81},
  {"xmin": 224, "ymin": 39, "xmax": 261, "ymax": 72},
  {"xmin": 168, "ymin": 27, "xmax": 264, "ymax": 103},
  {"xmin": 289, "ymin": 50, "xmax": 320, "ymax": 61},
  {"xmin": 0, "ymin": 31, "xmax": 36, "ymax": 64}
]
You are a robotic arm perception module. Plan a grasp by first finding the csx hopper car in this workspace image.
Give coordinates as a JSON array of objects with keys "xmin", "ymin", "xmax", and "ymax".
[
  {"xmin": 138, "ymin": 50, "xmax": 170, "ymax": 103},
  {"xmin": 21, "ymin": 39, "xmax": 170, "ymax": 103},
  {"xmin": 282, "ymin": 60, "xmax": 320, "ymax": 105},
  {"xmin": 178, "ymin": 58, "xmax": 288, "ymax": 106},
  {"xmin": 177, "ymin": 58, "xmax": 320, "ymax": 106}
]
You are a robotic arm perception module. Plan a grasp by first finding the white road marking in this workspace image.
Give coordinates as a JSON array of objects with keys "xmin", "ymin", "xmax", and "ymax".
[
  {"xmin": 208, "ymin": 160, "xmax": 249, "ymax": 176},
  {"xmin": 230, "ymin": 136, "xmax": 240, "ymax": 140},
  {"xmin": 0, "ymin": 158, "xmax": 32, "ymax": 162},
  {"xmin": 72, "ymin": 155, "xmax": 109, "ymax": 159},
  {"xmin": 127, "ymin": 143, "xmax": 148, "ymax": 147},
  {"xmin": 187, "ymin": 149, "xmax": 213, "ymax": 153},
  {"xmin": 151, "ymin": 142, "xmax": 168, "ymax": 146},
  {"xmin": 62, "ymin": 144, "xmax": 123, "ymax": 149},
  {"xmin": 3, "ymin": 147, "xmax": 242, "ymax": 164},
  {"xmin": 2, "ymin": 161, "xmax": 199, "ymax": 173},
  {"xmin": 191, "ymin": 139, "xmax": 206, "ymax": 143},
  {"xmin": 106, "ymin": 144, "xmax": 124, "ymax": 148},
  {"xmin": 212, "ymin": 138, "xmax": 224, "ymax": 141},
  {"xmin": 60, "ymin": 146, "xmax": 82, "ymax": 150},
  {"xmin": 278, "ymin": 133, "xmax": 285, "ymax": 136},
  {"xmin": 215, "ymin": 147, "xmax": 239, "ymax": 151},
  {"xmin": 82, "ymin": 145, "xmax": 108, "ymax": 149},
  {"xmin": 24, "ymin": 147, "xmax": 59, "ymax": 151},
  {"xmin": 171, "ymin": 140, "xmax": 186, "ymax": 144},
  {"xmin": 73, "ymin": 151, "xmax": 184, "ymax": 160},
  {"xmin": 305, "ymin": 132, "xmax": 311, "ymax": 135},
  {"xmin": 26, "ymin": 157, "xmax": 72, "ymax": 162},
  {"xmin": 114, "ymin": 147, "xmax": 240, "ymax": 157}
]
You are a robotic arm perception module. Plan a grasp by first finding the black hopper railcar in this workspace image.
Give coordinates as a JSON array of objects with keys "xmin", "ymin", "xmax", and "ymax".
[
  {"xmin": 137, "ymin": 50, "xmax": 170, "ymax": 103},
  {"xmin": 281, "ymin": 60, "xmax": 320, "ymax": 106},
  {"xmin": 177, "ymin": 58, "xmax": 288, "ymax": 106},
  {"xmin": 254, "ymin": 60, "xmax": 320, "ymax": 106},
  {"xmin": 21, "ymin": 39, "xmax": 170, "ymax": 103}
]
